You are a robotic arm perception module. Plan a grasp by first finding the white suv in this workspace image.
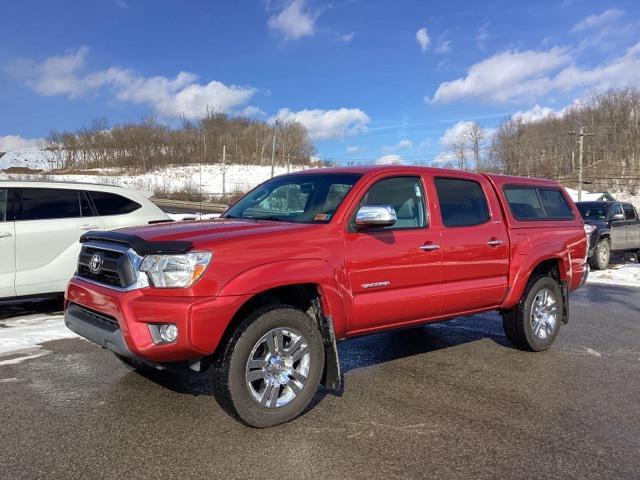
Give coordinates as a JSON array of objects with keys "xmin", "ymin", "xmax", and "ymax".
[{"xmin": 0, "ymin": 181, "xmax": 170, "ymax": 300}]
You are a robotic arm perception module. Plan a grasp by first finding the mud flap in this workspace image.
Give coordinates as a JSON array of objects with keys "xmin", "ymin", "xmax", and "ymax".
[
  {"xmin": 320, "ymin": 315, "xmax": 342, "ymax": 394},
  {"xmin": 560, "ymin": 280, "xmax": 570, "ymax": 324}
]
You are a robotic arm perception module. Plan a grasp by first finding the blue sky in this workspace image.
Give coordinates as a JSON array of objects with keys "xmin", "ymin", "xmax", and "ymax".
[{"xmin": 1, "ymin": 0, "xmax": 640, "ymax": 164}]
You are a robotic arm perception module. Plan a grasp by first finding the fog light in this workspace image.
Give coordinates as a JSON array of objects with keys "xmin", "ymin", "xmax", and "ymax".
[{"xmin": 159, "ymin": 324, "xmax": 178, "ymax": 343}]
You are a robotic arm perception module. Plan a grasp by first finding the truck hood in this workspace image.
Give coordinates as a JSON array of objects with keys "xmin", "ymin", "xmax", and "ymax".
[{"xmin": 119, "ymin": 218, "xmax": 317, "ymax": 247}]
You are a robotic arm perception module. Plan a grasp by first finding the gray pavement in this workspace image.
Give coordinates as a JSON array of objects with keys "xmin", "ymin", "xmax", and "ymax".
[{"xmin": 1, "ymin": 283, "xmax": 639, "ymax": 479}]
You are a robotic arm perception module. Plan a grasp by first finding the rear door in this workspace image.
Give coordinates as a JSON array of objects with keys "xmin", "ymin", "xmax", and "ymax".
[
  {"xmin": 609, "ymin": 203, "xmax": 627, "ymax": 250},
  {"xmin": 14, "ymin": 188, "xmax": 104, "ymax": 296},
  {"xmin": 433, "ymin": 175, "xmax": 510, "ymax": 315},
  {"xmin": 0, "ymin": 188, "xmax": 16, "ymax": 298},
  {"xmin": 345, "ymin": 175, "xmax": 443, "ymax": 332},
  {"xmin": 622, "ymin": 204, "xmax": 640, "ymax": 249}
]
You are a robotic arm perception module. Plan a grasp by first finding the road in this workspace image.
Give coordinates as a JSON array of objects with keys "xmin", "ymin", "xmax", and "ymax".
[{"xmin": 1, "ymin": 283, "xmax": 639, "ymax": 480}]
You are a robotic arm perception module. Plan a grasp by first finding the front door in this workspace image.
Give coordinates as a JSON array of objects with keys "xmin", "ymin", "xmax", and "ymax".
[
  {"xmin": 609, "ymin": 203, "xmax": 627, "ymax": 250},
  {"xmin": 0, "ymin": 188, "xmax": 16, "ymax": 298},
  {"xmin": 622, "ymin": 204, "xmax": 640, "ymax": 250},
  {"xmin": 345, "ymin": 175, "xmax": 442, "ymax": 333},
  {"xmin": 432, "ymin": 176, "xmax": 510, "ymax": 316}
]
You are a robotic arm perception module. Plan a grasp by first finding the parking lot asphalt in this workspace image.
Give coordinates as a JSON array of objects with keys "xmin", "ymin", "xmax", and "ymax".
[{"xmin": 1, "ymin": 283, "xmax": 639, "ymax": 480}]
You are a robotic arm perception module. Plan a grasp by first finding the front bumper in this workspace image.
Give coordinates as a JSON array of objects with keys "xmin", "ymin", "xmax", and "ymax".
[{"xmin": 65, "ymin": 278, "xmax": 250, "ymax": 363}]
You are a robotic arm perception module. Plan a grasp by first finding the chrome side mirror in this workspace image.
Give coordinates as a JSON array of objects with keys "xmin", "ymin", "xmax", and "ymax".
[
  {"xmin": 355, "ymin": 205, "xmax": 397, "ymax": 228},
  {"xmin": 611, "ymin": 213, "xmax": 625, "ymax": 221}
]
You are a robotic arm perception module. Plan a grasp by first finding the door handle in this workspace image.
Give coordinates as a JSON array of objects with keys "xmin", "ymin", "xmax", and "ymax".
[
  {"xmin": 79, "ymin": 224, "xmax": 100, "ymax": 231},
  {"xmin": 487, "ymin": 239, "xmax": 504, "ymax": 247},
  {"xmin": 0, "ymin": 232, "xmax": 12, "ymax": 238},
  {"xmin": 420, "ymin": 243, "xmax": 440, "ymax": 251}
]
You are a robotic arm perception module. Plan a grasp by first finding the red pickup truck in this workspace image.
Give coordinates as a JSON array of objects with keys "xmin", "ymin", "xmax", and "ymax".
[{"xmin": 65, "ymin": 166, "xmax": 589, "ymax": 427}]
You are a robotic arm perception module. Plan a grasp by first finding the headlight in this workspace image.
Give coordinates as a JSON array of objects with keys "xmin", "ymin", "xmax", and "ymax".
[{"xmin": 140, "ymin": 251, "xmax": 212, "ymax": 288}]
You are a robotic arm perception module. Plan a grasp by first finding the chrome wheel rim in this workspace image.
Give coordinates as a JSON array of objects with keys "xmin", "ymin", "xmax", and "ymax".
[
  {"xmin": 245, "ymin": 327, "xmax": 310, "ymax": 409},
  {"xmin": 530, "ymin": 288, "xmax": 558, "ymax": 341},
  {"xmin": 598, "ymin": 245, "xmax": 608, "ymax": 264}
]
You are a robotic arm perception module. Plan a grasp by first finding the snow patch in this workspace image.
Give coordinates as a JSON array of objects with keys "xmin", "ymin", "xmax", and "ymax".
[
  {"xmin": 587, "ymin": 263, "xmax": 640, "ymax": 288},
  {"xmin": 0, "ymin": 315, "xmax": 78, "ymax": 357}
]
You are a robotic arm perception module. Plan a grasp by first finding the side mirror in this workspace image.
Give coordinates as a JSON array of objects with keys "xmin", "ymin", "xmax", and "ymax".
[
  {"xmin": 355, "ymin": 205, "xmax": 397, "ymax": 228},
  {"xmin": 611, "ymin": 213, "xmax": 625, "ymax": 221}
]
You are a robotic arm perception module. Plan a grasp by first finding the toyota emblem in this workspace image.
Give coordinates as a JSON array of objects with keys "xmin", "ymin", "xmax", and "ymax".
[{"xmin": 89, "ymin": 253, "xmax": 104, "ymax": 274}]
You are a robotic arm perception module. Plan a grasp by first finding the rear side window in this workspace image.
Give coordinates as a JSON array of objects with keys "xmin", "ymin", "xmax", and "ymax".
[
  {"xmin": 20, "ymin": 188, "xmax": 82, "ymax": 220},
  {"xmin": 89, "ymin": 191, "xmax": 141, "ymax": 216},
  {"xmin": 504, "ymin": 186, "xmax": 574, "ymax": 220},
  {"xmin": 0, "ymin": 189, "xmax": 8, "ymax": 222},
  {"xmin": 623, "ymin": 204, "xmax": 637, "ymax": 221},
  {"xmin": 435, "ymin": 178, "xmax": 490, "ymax": 227}
]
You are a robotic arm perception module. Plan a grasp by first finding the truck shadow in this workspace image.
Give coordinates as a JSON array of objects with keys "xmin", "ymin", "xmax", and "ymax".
[
  {"xmin": 0, "ymin": 297, "xmax": 64, "ymax": 320},
  {"xmin": 135, "ymin": 313, "xmax": 510, "ymax": 421}
]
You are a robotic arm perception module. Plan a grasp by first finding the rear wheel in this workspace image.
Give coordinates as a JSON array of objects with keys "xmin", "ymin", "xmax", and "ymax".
[
  {"xmin": 589, "ymin": 238, "xmax": 610, "ymax": 270},
  {"xmin": 211, "ymin": 305, "xmax": 325, "ymax": 428},
  {"xmin": 502, "ymin": 276, "xmax": 563, "ymax": 352}
]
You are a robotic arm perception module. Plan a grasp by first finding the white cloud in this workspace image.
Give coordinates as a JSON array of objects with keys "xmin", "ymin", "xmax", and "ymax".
[
  {"xmin": 432, "ymin": 151, "xmax": 456, "ymax": 165},
  {"xmin": 270, "ymin": 107, "xmax": 370, "ymax": 140},
  {"xmin": 476, "ymin": 22, "xmax": 490, "ymax": 50},
  {"xmin": 439, "ymin": 120, "xmax": 474, "ymax": 147},
  {"xmin": 346, "ymin": 146, "xmax": 361, "ymax": 153},
  {"xmin": 416, "ymin": 27, "xmax": 431, "ymax": 52},
  {"xmin": 0, "ymin": 135, "xmax": 42, "ymax": 152},
  {"xmin": 268, "ymin": 0, "xmax": 317, "ymax": 40},
  {"xmin": 572, "ymin": 9, "xmax": 623, "ymax": 32},
  {"xmin": 340, "ymin": 32, "xmax": 355, "ymax": 43},
  {"xmin": 431, "ymin": 47, "xmax": 571, "ymax": 103},
  {"xmin": 383, "ymin": 139, "xmax": 413, "ymax": 152},
  {"xmin": 375, "ymin": 154, "xmax": 403, "ymax": 165},
  {"xmin": 511, "ymin": 105, "xmax": 559, "ymax": 123},
  {"xmin": 434, "ymin": 37, "xmax": 452, "ymax": 54},
  {"xmin": 240, "ymin": 106, "xmax": 267, "ymax": 118},
  {"xmin": 15, "ymin": 47, "xmax": 256, "ymax": 119}
]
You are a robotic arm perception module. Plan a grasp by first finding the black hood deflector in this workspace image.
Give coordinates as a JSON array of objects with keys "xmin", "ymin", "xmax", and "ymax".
[{"xmin": 80, "ymin": 231, "xmax": 193, "ymax": 255}]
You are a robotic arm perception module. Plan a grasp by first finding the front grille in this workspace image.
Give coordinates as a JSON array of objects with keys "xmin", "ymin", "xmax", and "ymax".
[
  {"xmin": 67, "ymin": 303, "xmax": 120, "ymax": 332},
  {"xmin": 77, "ymin": 245, "xmax": 137, "ymax": 289}
]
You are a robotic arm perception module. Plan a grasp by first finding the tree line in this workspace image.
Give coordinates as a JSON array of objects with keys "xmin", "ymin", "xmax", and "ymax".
[
  {"xmin": 488, "ymin": 88, "xmax": 640, "ymax": 193},
  {"xmin": 42, "ymin": 112, "xmax": 318, "ymax": 173}
]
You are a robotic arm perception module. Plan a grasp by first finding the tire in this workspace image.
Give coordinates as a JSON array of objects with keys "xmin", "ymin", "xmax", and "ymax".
[
  {"xmin": 211, "ymin": 305, "xmax": 325, "ymax": 428},
  {"xmin": 502, "ymin": 276, "xmax": 563, "ymax": 352},
  {"xmin": 589, "ymin": 238, "xmax": 610, "ymax": 270}
]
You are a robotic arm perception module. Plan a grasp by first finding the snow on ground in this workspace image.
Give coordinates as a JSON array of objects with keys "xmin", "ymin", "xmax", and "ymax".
[
  {"xmin": 0, "ymin": 314, "xmax": 77, "ymax": 360},
  {"xmin": 0, "ymin": 147, "xmax": 54, "ymax": 171},
  {"xmin": 587, "ymin": 263, "xmax": 640, "ymax": 288},
  {"xmin": 1, "ymin": 162, "xmax": 306, "ymax": 197}
]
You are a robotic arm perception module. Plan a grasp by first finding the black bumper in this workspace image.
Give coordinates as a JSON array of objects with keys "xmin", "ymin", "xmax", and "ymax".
[{"xmin": 64, "ymin": 303, "xmax": 136, "ymax": 360}]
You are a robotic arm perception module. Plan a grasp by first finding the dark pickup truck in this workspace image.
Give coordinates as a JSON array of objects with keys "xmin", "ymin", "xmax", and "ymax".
[{"xmin": 577, "ymin": 201, "xmax": 640, "ymax": 269}]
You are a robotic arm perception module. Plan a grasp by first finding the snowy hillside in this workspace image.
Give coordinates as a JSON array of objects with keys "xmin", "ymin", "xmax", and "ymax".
[
  {"xmin": 0, "ymin": 147, "xmax": 54, "ymax": 171},
  {"xmin": 0, "ymin": 146, "xmax": 308, "ymax": 197}
]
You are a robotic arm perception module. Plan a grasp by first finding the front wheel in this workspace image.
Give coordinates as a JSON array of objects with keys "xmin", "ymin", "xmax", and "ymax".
[
  {"xmin": 211, "ymin": 305, "xmax": 325, "ymax": 428},
  {"xmin": 589, "ymin": 238, "xmax": 610, "ymax": 270},
  {"xmin": 502, "ymin": 276, "xmax": 563, "ymax": 352}
]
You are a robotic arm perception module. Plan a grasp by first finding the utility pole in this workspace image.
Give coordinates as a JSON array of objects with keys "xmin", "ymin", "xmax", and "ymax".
[
  {"xmin": 222, "ymin": 145, "xmax": 226, "ymax": 199},
  {"xmin": 569, "ymin": 127, "xmax": 592, "ymax": 202},
  {"xmin": 270, "ymin": 120, "xmax": 278, "ymax": 178}
]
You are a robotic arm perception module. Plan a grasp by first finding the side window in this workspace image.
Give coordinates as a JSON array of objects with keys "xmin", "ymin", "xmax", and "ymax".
[
  {"xmin": 80, "ymin": 192, "xmax": 94, "ymax": 217},
  {"xmin": 435, "ymin": 178, "xmax": 490, "ymax": 227},
  {"xmin": 355, "ymin": 176, "xmax": 426, "ymax": 229},
  {"xmin": 504, "ymin": 187, "xmax": 545, "ymax": 219},
  {"xmin": 20, "ymin": 188, "xmax": 81, "ymax": 220},
  {"xmin": 89, "ymin": 191, "xmax": 141, "ymax": 216},
  {"xmin": 504, "ymin": 186, "xmax": 573, "ymax": 220},
  {"xmin": 623, "ymin": 204, "xmax": 637, "ymax": 221},
  {"xmin": 0, "ymin": 189, "xmax": 7, "ymax": 222},
  {"xmin": 538, "ymin": 189, "xmax": 573, "ymax": 219},
  {"xmin": 611, "ymin": 204, "xmax": 624, "ymax": 219}
]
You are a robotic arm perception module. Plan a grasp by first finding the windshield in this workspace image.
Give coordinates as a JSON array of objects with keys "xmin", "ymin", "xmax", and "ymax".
[
  {"xmin": 577, "ymin": 202, "xmax": 609, "ymax": 221},
  {"xmin": 224, "ymin": 173, "xmax": 362, "ymax": 223}
]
